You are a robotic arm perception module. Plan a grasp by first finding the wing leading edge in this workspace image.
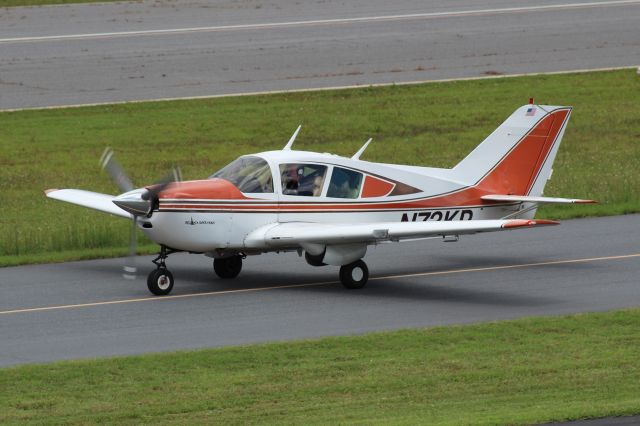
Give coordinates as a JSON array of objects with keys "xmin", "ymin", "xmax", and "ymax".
[
  {"xmin": 245, "ymin": 219, "xmax": 558, "ymax": 249},
  {"xmin": 45, "ymin": 189, "xmax": 131, "ymax": 219}
]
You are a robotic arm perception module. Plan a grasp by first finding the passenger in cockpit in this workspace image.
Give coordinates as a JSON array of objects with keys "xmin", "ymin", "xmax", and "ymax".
[{"xmin": 312, "ymin": 175, "xmax": 324, "ymax": 196}]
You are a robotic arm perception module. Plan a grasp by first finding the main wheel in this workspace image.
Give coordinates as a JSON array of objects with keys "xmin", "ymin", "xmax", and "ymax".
[
  {"xmin": 339, "ymin": 260, "xmax": 369, "ymax": 289},
  {"xmin": 147, "ymin": 268, "xmax": 174, "ymax": 296},
  {"xmin": 213, "ymin": 255, "xmax": 243, "ymax": 279}
]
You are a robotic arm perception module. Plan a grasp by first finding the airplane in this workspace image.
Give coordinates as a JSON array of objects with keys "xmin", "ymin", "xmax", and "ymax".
[{"xmin": 45, "ymin": 101, "xmax": 594, "ymax": 295}]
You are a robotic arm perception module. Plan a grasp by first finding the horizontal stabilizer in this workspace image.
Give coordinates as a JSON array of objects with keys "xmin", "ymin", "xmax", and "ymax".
[
  {"xmin": 245, "ymin": 219, "xmax": 558, "ymax": 248},
  {"xmin": 45, "ymin": 189, "xmax": 131, "ymax": 218},
  {"xmin": 481, "ymin": 194, "xmax": 595, "ymax": 204}
]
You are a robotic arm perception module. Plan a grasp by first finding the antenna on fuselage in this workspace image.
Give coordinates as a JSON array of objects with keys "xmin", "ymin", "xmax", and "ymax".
[
  {"xmin": 351, "ymin": 138, "xmax": 372, "ymax": 160},
  {"xmin": 282, "ymin": 125, "xmax": 302, "ymax": 151}
]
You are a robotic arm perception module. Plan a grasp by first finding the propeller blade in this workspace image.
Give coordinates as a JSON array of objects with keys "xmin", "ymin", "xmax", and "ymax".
[
  {"xmin": 123, "ymin": 217, "xmax": 138, "ymax": 280},
  {"xmin": 173, "ymin": 166, "xmax": 182, "ymax": 183},
  {"xmin": 97, "ymin": 148, "xmax": 181, "ymax": 280},
  {"xmin": 120, "ymin": 166, "xmax": 180, "ymax": 279},
  {"xmin": 100, "ymin": 147, "xmax": 134, "ymax": 193}
]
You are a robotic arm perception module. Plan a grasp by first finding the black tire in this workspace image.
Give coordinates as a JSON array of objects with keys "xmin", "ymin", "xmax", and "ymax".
[
  {"xmin": 214, "ymin": 255, "xmax": 243, "ymax": 279},
  {"xmin": 339, "ymin": 260, "xmax": 369, "ymax": 289},
  {"xmin": 147, "ymin": 268, "xmax": 174, "ymax": 296}
]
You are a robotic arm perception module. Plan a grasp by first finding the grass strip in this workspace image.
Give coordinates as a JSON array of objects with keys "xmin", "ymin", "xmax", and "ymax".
[
  {"xmin": 2, "ymin": 308, "xmax": 640, "ymax": 424},
  {"xmin": 1, "ymin": 69, "xmax": 639, "ymax": 265},
  {"xmin": 0, "ymin": 244, "xmax": 157, "ymax": 267}
]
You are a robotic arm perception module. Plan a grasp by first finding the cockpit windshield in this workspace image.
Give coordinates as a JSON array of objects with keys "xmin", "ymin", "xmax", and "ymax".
[{"xmin": 210, "ymin": 156, "xmax": 274, "ymax": 193}]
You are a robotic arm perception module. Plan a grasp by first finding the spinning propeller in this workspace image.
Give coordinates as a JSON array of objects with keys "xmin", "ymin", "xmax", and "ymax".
[{"xmin": 100, "ymin": 148, "xmax": 181, "ymax": 279}]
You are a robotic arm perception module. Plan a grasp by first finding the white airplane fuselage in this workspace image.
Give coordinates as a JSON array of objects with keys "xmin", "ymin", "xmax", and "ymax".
[{"xmin": 137, "ymin": 149, "xmax": 526, "ymax": 254}]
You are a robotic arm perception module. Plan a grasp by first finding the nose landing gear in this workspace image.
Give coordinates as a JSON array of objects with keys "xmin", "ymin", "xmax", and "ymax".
[{"xmin": 147, "ymin": 245, "xmax": 179, "ymax": 296}]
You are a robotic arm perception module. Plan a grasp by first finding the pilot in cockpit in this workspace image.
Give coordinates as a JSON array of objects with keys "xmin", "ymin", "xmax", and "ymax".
[
  {"xmin": 282, "ymin": 164, "xmax": 301, "ymax": 195},
  {"xmin": 281, "ymin": 164, "xmax": 325, "ymax": 196}
]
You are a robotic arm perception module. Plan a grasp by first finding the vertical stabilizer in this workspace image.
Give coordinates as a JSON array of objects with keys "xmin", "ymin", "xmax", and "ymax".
[{"xmin": 452, "ymin": 104, "xmax": 572, "ymax": 197}]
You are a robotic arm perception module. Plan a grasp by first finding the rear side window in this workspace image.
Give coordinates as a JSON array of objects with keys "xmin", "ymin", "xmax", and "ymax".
[
  {"xmin": 361, "ymin": 175, "xmax": 395, "ymax": 198},
  {"xmin": 327, "ymin": 167, "xmax": 363, "ymax": 199}
]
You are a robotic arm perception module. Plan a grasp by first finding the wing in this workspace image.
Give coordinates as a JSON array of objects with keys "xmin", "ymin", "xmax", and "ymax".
[
  {"xmin": 245, "ymin": 219, "xmax": 558, "ymax": 249},
  {"xmin": 45, "ymin": 189, "xmax": 131, "ymax": 219},
  {"xmin": 481, "ymin": 194, "xmax": 595, "ymax": 204}
]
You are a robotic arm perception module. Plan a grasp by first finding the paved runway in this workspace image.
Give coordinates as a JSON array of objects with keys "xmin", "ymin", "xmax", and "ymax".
[
  {"xmin": 1, "ymin": 0, "xmax": 639, "ymax": 109},
  {"xmin": 1, "ymin": 214, "xmax": 638, "ymax": 367}
]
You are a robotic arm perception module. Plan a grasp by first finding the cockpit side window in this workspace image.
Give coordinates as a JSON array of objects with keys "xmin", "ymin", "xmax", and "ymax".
[
  {"xmin": 210, "ymin": 156, "xmax": 274, "ymax": 193},
  {"xmin": 327, "ymin": 167, "xmax": 363, "ymax": 199},
  {"xmin": 279, "ymin": 163, "xmax": 327, "ymax": 196}
]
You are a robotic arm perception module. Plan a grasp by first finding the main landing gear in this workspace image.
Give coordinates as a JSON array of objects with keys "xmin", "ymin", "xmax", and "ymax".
[
  {"xmin": 213, "ymin": 255, "xmax": 243, "ymax": 279},
  {"xmin": 147, "ymin": 245, "xmax": 179, "ymax": 296},
  {"xmin": 145, "ymin": 247, "xmax": 368, "ymax": 295},
  {"xmin": 339, "ymin": 259, "xmax": 369, "ymax": 289}
]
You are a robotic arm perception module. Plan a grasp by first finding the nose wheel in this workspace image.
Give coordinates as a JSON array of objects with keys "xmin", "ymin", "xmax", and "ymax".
[
  {"xmin": 147, "ymin": 245, "xmax": 179, "ymax": 296},
  {"xmin": 339, "ymin": 259, "xmax": 369, "ymax": 289},
  {"xmin": 147, "ymin": 268, "xmax": 174, "ymax": 296}
]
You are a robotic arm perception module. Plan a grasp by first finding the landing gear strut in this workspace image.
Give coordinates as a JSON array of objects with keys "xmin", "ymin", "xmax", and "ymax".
[
  {"xmin": 213, "ymin": 255, "xmax": 243, "ymax": 279},
  {"xmin": 339, "ymin": 259, "xmax": 369, "ymax": 289},
  {"xmin": 147, "ymin": 245, "xmax": 179, "ymax": 296}
]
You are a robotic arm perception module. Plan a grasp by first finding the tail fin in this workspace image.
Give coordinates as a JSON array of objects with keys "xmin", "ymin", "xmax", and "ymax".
[{"xmin": 452, "ymin": 104, "xmax": 572, "ymax": 197}]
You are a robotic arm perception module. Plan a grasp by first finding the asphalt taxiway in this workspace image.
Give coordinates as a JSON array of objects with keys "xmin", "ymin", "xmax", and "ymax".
[
  {"xmin": 1, "ymin": 214, "xmax": 638, "ymax": 367},
  {"xmin": 1, "ymin": 0, "xmax": 639, "ymax": 109}
]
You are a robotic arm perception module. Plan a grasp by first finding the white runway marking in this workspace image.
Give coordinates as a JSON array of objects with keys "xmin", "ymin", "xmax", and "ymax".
[
  {"xmin": 1, "ymin": 0, "xmax": 638, "ymax": 44},
  {"xmin": 1, "ymin": 252, "xmax": 638, "ymax": 316}
]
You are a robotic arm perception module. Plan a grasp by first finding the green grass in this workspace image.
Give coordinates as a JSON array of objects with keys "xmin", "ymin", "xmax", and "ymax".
[
  {"xmin": 0, "ymin": 0, "xmax": 126, "ymax": 7},
  {"xmin": 2, "ymin": 308, "xmax": 640, "ymax": 424},
  {"xmin": 0, "ymin": 244, "xmax": 157, "ymax": 267},
  {"xmin": 1, "ymin": 69, "xmax": 639, "ymax": 266}
]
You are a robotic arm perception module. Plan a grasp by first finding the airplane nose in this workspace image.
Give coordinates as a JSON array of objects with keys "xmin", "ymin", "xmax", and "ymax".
[{"xmin": 113, "ymin": 190, "xmax": 151, "ymax": 216}]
